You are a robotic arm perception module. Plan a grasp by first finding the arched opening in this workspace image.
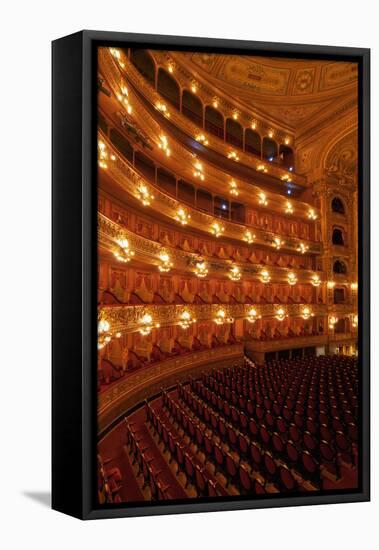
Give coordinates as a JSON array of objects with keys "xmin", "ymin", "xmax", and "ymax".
[
  {"xmin": 134, "ymin": 151, "xmax": 155, "ymax": 181},
  {"xmin": 204, "ymin": 106, "xmax": 224, "ymax": 139},
  {"xmin": 214, "ymin": 196, "xmax": 230, "ymax": 219},
  {"xmin": 130, "ymin": 49, "xmax": 155, "ymax": 85},
  {"xmin": 182, "ymin": 90, "xmax": 203, "ymax": 126},
  {"xmin": 262, "ymin": 137, "xmax": 278, "ymax": 161},
  {"xmin": 109, "ymin": 128, "xmax": 133, "ymax": 163},
  {"xmin": 333, "ymin": 287, "xmax": 346, "ymax": 304},
  {"xmin": 333, "ymin": 260, "xmax": 347, "ymax": 274},
  {"xmin": 157, "ymin": 168, "xmax": 176, "ymax": 196},
  {"xmin": 332, "ymin": 197, "xmax": 345, "ymax": 214},
  {"xmin": 231, "ymin": 202, "xmax": 246, "ymax": 223},
  {"xmin": 245, "ymin": 129, "xmax": 261, "ymax": 157},
  {"xmin": 178, "ymin": 180, "xmax": 195, "ymax": 206},
  {"xmin": 196, "ymin": 188, "xmax": 213, "ymax": 213},
  {"xmin": 225, "ymin": 118, "xmax": 243, "ymax": 149},
  {"xmin": 279, "ymin": 145, "xmax": 295, "ymax": 170},
  {"xmin": 157, "ymin": 68, "xmax": 180, "ymax": 109},
  {"xmin": 332, "ymin": 228, "xmax": 345, "ymax": 246}
]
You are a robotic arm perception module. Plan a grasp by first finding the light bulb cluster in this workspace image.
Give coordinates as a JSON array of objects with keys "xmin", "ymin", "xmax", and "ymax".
[
  {"xmin": 158, "ymin": 251, "xmax": 173, "ymax": 273},
  {"xmin": 136, "ymin": 182, "xmax": 154, "ymax": 206},
  {"xmin": 114, "ymin": 238, "xmax": 135, "ymax": 263},
  {"xmin": 307, "ymin": 208, "xmax": 317, "ymax": 220},
  {"xmin": 211, "ymin": 221, "xmax": 225, "ymax": 238},
  {"xmin": 285, "ymin": 201, "xmax": 294, "ymax": 214},
  {"xmin": 229, "ymin": 180, "xmax": 239, "ymax": 196},
  {"xmin": 196, "ymin": 134, "xmax": 209, "ymax": 146},
  {"xmin": 243, "ymin": 229, "xmax": 256, "ymax": 244},
  {"xmin": 260, "ymin": 269, "xmax": 271, "ymax": 284},
  {"xmin": 214, "ymin": 308, "xmax": 234, "ymax": 325},
  {"xmin": 311, "ymin": 274, "xmax": 321, "ymax": 287},
  {"xmin": 158, "ymin": 135, "xmax": 171, "ymax": 156},
  {"xmin": 258, "ymin": 192, "xmax": 268, "ymax": 206},
  {"xmin": 273, "ymin": 237, "xmax": 283, "ymax": 250},
  {"xmin": 98, "ymin": 140, "xmax": 113, "ymax": 169},
  {"xmin": 281, "ymin": 174, "xmax": 292, "ymax": 183},
  {"xmin": 287, "ymin": 272, "xmax": 298, "ymax": 286},
  {"xmin": 193, "ymin": 162, "xmax": 205, "ymax": 181},
  {"xmin": 139, "ymin": 313, "xmax": 160, "ymax": 336},
  {"xmin": 155, "ymin": 101, "xmax": 170, "ymax": 117},
  {"xmin": 256, "ymin": 163, "xmax": 268, "ymax": 173},
  {"xmin": 329, "ymin": 316, "xmax": 338, "ymax": 330},
  {"xmin": 247, "ymin": 308, "xmax": 261, "ymax": 323},
  {"xmin": 194, "ymin": 259, "xmax": 209, "ymax": 278},
  {"xmin": 229, "ymin": 265, "xmax": 241, "ymax": 281},
  {"xmin": 175, "ymin": 208, "xmax": 191, "ymax": 225},
  {"xmin": 228, "ymin": 151, "xmax": 240, "ymax": 162},
  {"xmin": 298, "ymin": 242, "xmax": 309, "ymax": 254},
  {"xmin": 109, "ymin": 47, "xmax": 125, "ymax": 68},
  {"xmin": 98, "ymin": 316, "xmax": 121, "ymax": 350},
  {"xmin": 275, "ymin": 307, "xmax": 287, "ymax": 321},
  {"xmin": 301, "ymin": 306, "xmax": 314, "ymax": 320},
  {"xmin": 352, "ymin": 314, "xmax": 358, "ymax": 328},
  {"xmin": 116, "ymin": 85, "xmax": 132, "ymax": 114},
  {"xmin": 178, "ymin": 310, "xmax": 196, "ymax": 329}
]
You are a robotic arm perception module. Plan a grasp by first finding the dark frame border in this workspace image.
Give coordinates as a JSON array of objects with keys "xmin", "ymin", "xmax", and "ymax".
[{"xmin": 52, "ymin": 30, "xmax": 370, "ymax": 520}]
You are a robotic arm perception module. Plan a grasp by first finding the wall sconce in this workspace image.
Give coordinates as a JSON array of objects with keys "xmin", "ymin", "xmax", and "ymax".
[
  {"xmin": 98, "ymin": 314, "xmax": 121, "ymax": 350},
  {"xmin": 158, "ymin": 135, "xmax": 171, "ymax": 156},
  {"xmin": 158, "ymin": 251, "xmax": 173, "ymax": 273},
  {"xmin": 114, "ymin": 238, "xmax": 135, "ymax": 263},
  {"xmin": 301, "ymin": 306, "xmax": 314, "ymax": 320},
  {"xmin": 275, "ymin": 307, "xmax": 287, "ymax": 321},
  {"xmin": 211, "ymin": 221, "xmax": 225, "ymax": 238},
  {"xmin": 352, "ymin": 314, "xmax": 358, "ymax": 328},
  {"xmin": 243, "ymin": 229, "xmax": 255, "ymax": 244},
  {"xmin": 297, "ymin": 242, "xmax": 309, "ymax": 254},
  {"xmin": 329, "ymin": 315, "xmax": 338, "ymax": 330},
  {"xmin": 258, "ymin": 192, "xmax": 268, "ymax": 206},
  {"xmin": 247, "ymin": 308, "xmax": 261, "ymax": 323},
  {"xmin": 260, "ymin": 269, "xmax": 271, "ymax": 284},
  {"xmin": 193, "ymin": 161, "xmax": 205, "ymax": 180},
  {"xmin": 228, "ymin": 151, "xmax": 240, "ymax": 162},
  {"xmin": 155, "ymin": 101, "xmax": 170, "ymax": 117},
  {"xmin": 98, "ymin": 141, "xmax": 108, "ymax": 169},
  {"xmin": 327, "ymin": 281, "xmax": 336, "ymax": 289},
  {"xmin": 175, "ymin": 208, "xmax": 191, "ymax": 225},
  {"xmin": 139, "ymin": 313, "xmax": 160, "ymax": 336},
  {"xmin": 311, "ymin": 274, "xmax": 321, "ymax": 287},
  {"xmin": 288, "ymin": 272, "xmax": 297, "ymax": 286},
  {"xmin": 214, "ymin": 308, "xmax": 234, "ymax": 325},
  {"xmin": 196, "ymin": 134, "xmax": 209, "ymax": 146},
  {"xmin": 307, "ymin": 208, "xmax": 317, "ymax": 220},
  {"xmin": 281, "ymin": 174, "xmax": 292, "ymax": 183},
  {"xmin": 194, "ymin": 259, "xmax": 208, "ymax": 278},
  {"xmin": 257, "ymin": 164, "xmax": 268, "ymax": 173},
  {"xmin": 351, "ymin": 282, "xmax": 358, "ymax": 290},
  {"xmin": 229, "ymin": 180, "xmax": 239, "ymax": 196},
  {"xmin": 229, "ymin": 265, "xmax": 242, "ymax": 281},
  {"xmin": 179, "ymin": 310, "xmax": 196, "ymax": 329},
  {"xmin": 136, "ymin": 182, "xmax": 154, "ymax": 206},
  {"xmin": 273, "ymin": 237, "xmax": 283, "ymax": 250},
  {"xmin": 285, "ymin": 200, "xmax": 294, "ymax": 214}
]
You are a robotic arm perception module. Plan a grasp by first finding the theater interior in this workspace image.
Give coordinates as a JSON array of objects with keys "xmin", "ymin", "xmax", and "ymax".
[{"xmin": 96, "ymin": 46, "xmax": 359, "ymax": 504}]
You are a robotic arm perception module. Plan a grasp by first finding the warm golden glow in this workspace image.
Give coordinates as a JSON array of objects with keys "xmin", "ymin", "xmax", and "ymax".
[
  {"xmin": 117, "ymin": 84, "xmax": 132, "ymax": 113},
  {"xmin": 273, "ymin": 237, "xmax": 283, "ymax": 250},
  {"xmin": 307, "ymin": 208, "xmax": 318, "ymax": 220},
  {"xmin": 228, "ymin": 151, "xmax": 240, "ymax": 162},
  {"xmin": 213, "ymin": 99, "xmax": 219, "ymax": 109},
  {"xmin": 281, "ymin": 174, "xmax": 292, "ymax": 183},
  {"xmin": 311, "ymin": 274, "xmax": 321, "ymax": 287},
  {"xmin": 297, "ymin": 242, "xmax": 309, "ymax": 254},
  {"xmin": 98, "ymin": 140, "xmax": 108, "ymax": 169},
  {"xmin": 194, "ymin": 259, "xmax": 208, "ymax": 278},
  {"xmin": 285, "ymin": 200, "xmax": 294, "ymax": 214},
  {"xmin": 327, "ymin": 281, "xmax": 336, "ymax": 289},
  {"xmin": 98, "ymin": 314, "xmax": 121, "ymax": 350},
  {"xmin": 287, "ymin": 272, "xmax": 297, "ymax": 286},
  {"xmin": 175, "ymin": 208, "xmax": 191, "ymax": 225},
  {"xmin": 258, "ymin": 192, "xmax": 268, "ymax": 206},
  {"xmin": 352, "ymin": 314, "xmax": 358, "ymax": 328},
  {"xmin": 243, "ymin": 229, "xmax": 255, "ymax": 244},
  {"xmin": 351, "ymin": 282, "xmax": 358, "ymax": 290},
  {"xmin": 158, "ymin": 251, "xmax": 173, "ymax": 273},
  {"xmin": 139, "ymin": 313, "xmax": 160, "ymax": 336},
  {"xmin": 179, "ymin": 310, "xmax": 196, "ymax": 329},
  {"xmin": 247, "ymin": 308, "xmax": 261, "ymax": 323},
  {"xmin": 229, "ymin": 265, "xmax": 242, "ymax": 281},
  {"xmin": 301, "ymin": 306, "xmax": 314, "ymax": 320},
  {"xmin": 211, "ymin": 221, "xmax": 225, "ymax": 238},
  {"xmin": 191, "ymin": 83, "xmax": 197, "ymax": 93},
  {"xmin": 232, "ymin": 111, "xmax": 239, "ymax": 120},
  {"xmin": 329, "ymin": 315, "xmax": 338, "ymax": 329},
  {"xmin": 113, "ymin": 238, "xmax": 135, "ymax": 263},
  {"xmin": 136, "ymin": 182, "xmax": 154, "ymax": 206},
  {"xmin": 158, "ymin": 135, "xmax": 171, "ymax": 156},
  {"xmin": 275, "ymin": 307, "xmax": 287, "ymax": 321},
  {"xmin": 193, "ymin": 161, "xmax": 205, "ymax": 180},
  {"xmin": 260, "ymin": 269, "xmax": 271, "ymax": 284},
  {"xmin": 229, "ymin": 180, "xmax": 239, "ymax": 196},
  {"xmin": 214, "ymin": 308, "xmax": 234, "ymax": 325},
  {"xmin": 155, "ymin": 101, "xmax": 170, "ymax": 117},
  {"xmin": 251, "ymin": 121, "xmax": 257, "ymax": 130},
  {"xmin": 268, "ymin": 130, "xmax": 274, "ymax": 138},
  {"xmin": 285, "ymin": 137, "xmax": 290, "ymax": 145},
  {"xmin": 196, "ymin": 134, "xmax": 209, "ymax": 146}
]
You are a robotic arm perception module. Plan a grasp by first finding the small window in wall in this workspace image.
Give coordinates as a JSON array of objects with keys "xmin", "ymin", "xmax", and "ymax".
[
  {"xmin": 245, "ymin": 129, "xmax": 261, "ymax": 157},
  {"xmin": 157, "ymin": 68, "xmax": 180, "ymax": 109},
  {"xmin": 331, "ymin": 197, "xmax": 345, "ymax": 214},
  {"xmin": 333, "ymin": 287, "xmax": 345, "ymax": 304},
  {"xmin": 196, "ymin": 189, "xmax": 213, "ymax": 213},
  {"xmin": 332, "ymin": 228, "xmax": 345, "ymax": 246},
  {"xmin": 130, "ymin": 49, "xmax": 155, "ymax": 85},
  {"xmin": 204, "ymin": 106, "xmax": 224, "ymax": 139},
  {"xmin": 182, "ymin": 90, "xmax": 203, "ymax": 126},
  {"xmin": 178, "ymin": 180, "xmax": 195, "ymax": 206},
  {"xmin": 214, "ymin": 196, "xmax": 230, "ymax": 219},
  {"xmin": 333, "ymin": 260, "xmax": 347, "ymax": 274},
  {"xmin": 226, "ymin": 118, "xmax": 243, "ymax": 149},
  {"xmin": 262, "ymin": 137, "xmax": 278, "ymax": 161}
]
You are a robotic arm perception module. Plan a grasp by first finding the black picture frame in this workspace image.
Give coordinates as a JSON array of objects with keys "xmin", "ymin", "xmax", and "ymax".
[{"xmin": 52, "ymin": 30, "xmax": 370, "ymax": 520}]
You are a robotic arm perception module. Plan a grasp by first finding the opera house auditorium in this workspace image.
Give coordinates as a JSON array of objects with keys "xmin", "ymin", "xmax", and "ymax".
[{"xmin": 96, "ymin": 47, "xmax": 359, "ymax": 504}]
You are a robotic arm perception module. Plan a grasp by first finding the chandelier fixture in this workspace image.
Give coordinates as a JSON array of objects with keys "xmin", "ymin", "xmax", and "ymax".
[
  {"xmin": 113, "ymin": 238, "xmax": 135, "ymax": 263},
  {"xmin": 351, "ymin": 282, "xmax": 358, "ymax": 290},
  {"xmin": 281, "ymin": 174, "xmax": 292, "ymax": 183},
  {"xmin": 285, "ymin": 201, "xmax": 294, "ymax": 214},
  {"xmin": 258, "ymin": 192, "xmax": 268, "ymax": 206},
  {"xmin": 136, "ymin": 182, "xmax": 154, "ymax": 206},
  {"xmin": 229, "ymin": 265, "xmax": 242, "ymax": 281},
  {"xmin": 193, "ymin": 161, "xmax": 205, "ymax": 180},
  {"xmin": 301, "ymin": 306, "xmax": 314, "ymax": 320},
  {"xmin": 260, "ymin": 269, "xmax": 271, "ymax": 284},
  {"xmin": 214, "ymin": 308, "xmax": 234, "ymax": 325},
  {"xmin": 158, "ymin": 251, "xmax": 173, "ymax": 273},
  {"xmin": 287, "ymin": 272, "xmax": 298, "ymax": 286},
  {"xmin": 352, "ymin": 314, "xmax": 358, "ymax": 328},
  {"xmin": 116, "ymin": 85, "xmax": 132, "ymax": 114},
  {"xmin": 98, "ymin": 141, "xmax": 108, "ymax": 169},
  {"xmin": 256, "ymin": 164, "xmax": 268, "ymax": 173},
  {"xmin": 329, "ymin": 315, "xmax": 338, "ymax": 330},
  {"xmin": 243, "ymin": 229, "xmax": 256, "ymax": 244},
  {"xmin": 273, "ymin": 237, "xmax": 283, "ymax": 250},
  {"xmin": 307, "ymin": 208, "xmax": 318, "ymax": 220},
  {"xmin": 98, "ymin": 315, "xmax": 121, "ymax": 350},
  {"xmin": 155, "ymin": 101, "xmax": 170, "ymax": 117},
  {"xmin": 228, "ymin": 151, "xmax": 240, "ymax": 162},
  {"xmin": 247, "ymin": 308, "xmax": 261, "ymax": 323},
  {"xmin": 275, "ymin": 307, "xmax": 287, "ymax": 322},
  {"xmin": 196, "ymin": 134, "xmax": 209, "ymax": 146},
  {"xmin": 311, "ymin": 274, "xmax": 321, "ymax": 287},
  {"xmin": 297, "ymin": 242, "xmax": 309, "ymax": 254},
  {"xmin": 229, "ymin": 180, "xmax": 239, "ymax": 196},
  {"xmin": 211, "ymin": 221, "xmax": 225, "ymax": 238},
  {"xmin": 175, "ymin": 208, "xmax": 191, "ymax": 225},
  {"xmin": 139, "ymin": 313, "xmax": 160, "ymax": 336},
  {"xmin": 179, "ymin": 310, "xmax": 196, "ymax": 329},
  {"xmin": 158, "ymin": 135, "xmax": 171, "ymax": 157},
  {"xmin": 194, "ymin": 259, "xmax": 208, "ymax": 278}
]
